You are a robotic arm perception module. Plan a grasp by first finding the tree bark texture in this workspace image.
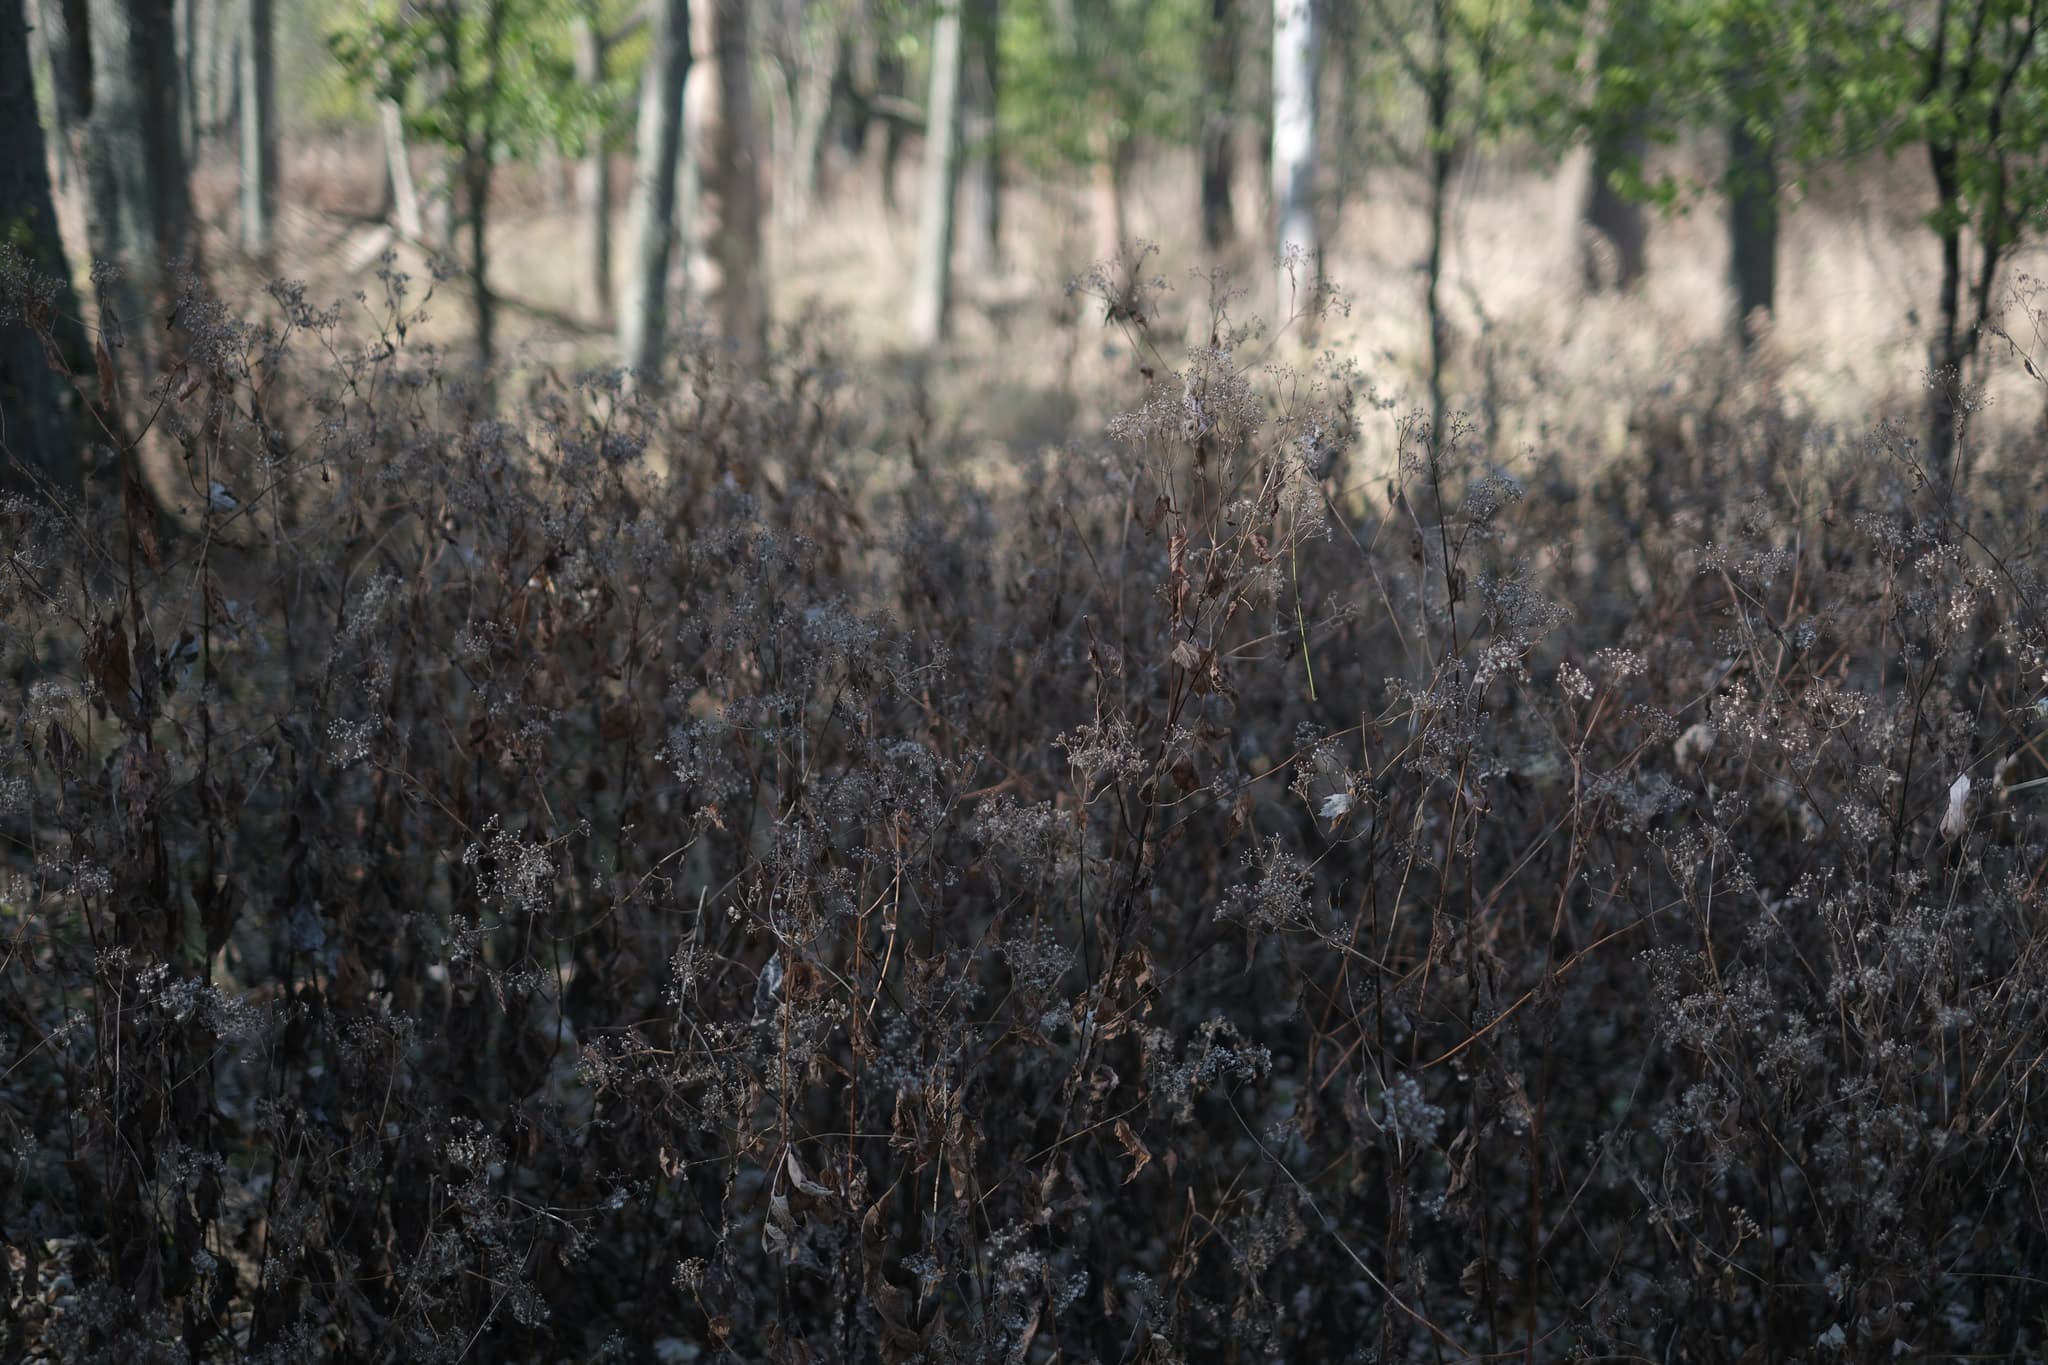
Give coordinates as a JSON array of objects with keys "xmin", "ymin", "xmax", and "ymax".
[
  {"xmin": 961, "ymin": 0, "xmax": 999, "ymax": 270},
  {"xmin": 573, "ymin": 4, "xmax": 612, "ymax": 321},
  {"xmin": 687, "ymin": 0, "xmax": 766, "ymax": 364},
  {"xmin": 1580, "ymin": 126, "xmax": 1648, "ymax": 292},
  {"xmin": 618, "ymin": 0, "xmax": 690, "ymax": 377},
  {"xmin": 1200, "ymin": 0, "xmax": 1236, "ymax": 250},
  {"xmin": 238, "ymin": 0, "xmax": 275, "ymax": 261},
  {"xmin": 908, "ymin": 0, "xmax": 962, "ymax": 347},
  {"xmin": 1727, "ymin": 116, "xmax": 1776, "ymax": 352},
  {"xmin": 381, "ymin": 97, "xmax": 424, "ymax": 241},
  {"xmin": 1270, "ymin": 0, "xmax": 1316, "ymax": 314},
  {"xmin": 79, "ymin": 0, "xmax": 199, "ymax": 394},
  {"xmin": 1, "ymin": 0, "xmax": 86, "ymax": 490}
]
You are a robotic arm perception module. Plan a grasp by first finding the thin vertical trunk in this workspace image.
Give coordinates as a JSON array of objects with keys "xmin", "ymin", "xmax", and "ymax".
[
  {"xmin": 30, "ymin": 0, "xmax": 78, "ymax": 194},
  {"xmin": 781, "ymin": 0, "xmax": 841, "ymax": 219},
  {"xmin": 1201, "ymin": 0, "xmax": 1236, "ymax": 250},
  {"xmin": 1325, "ymin": 0, "xmax": 1363, "ymax": 227},
  {"xmin": 239, "ymin": 0, "xmax": 276, "ymax": 261},
  {"xmin": 840, "ymin": 0, "xmax": 876, "ymax": 162},
  {"xmin": 1424, "ymin": 1, "xmax": 1449, "ymax": 438},
  {"xmin": 81, "ymin": 0, "xmax": 201, "ymax": 387},
  {"xmin": 467, "ymin": 0, "xmax": 508, "ymax": 371},
  {"xmin": 1926, "ymin": 141, "xmax": 1970, "ymax": 488},
  {"xmin": 204, "ymin": 0, "xmax": 232, "ymax": 148},
  {"xmin": 573, "ymin": 4, "xmax": 612, "ymax": 321},
  {"xmin": 618, "ymin": 0, "xmax": 690, "ymax": 377},
  {"xmin": 1727, "ymin": 116, "xmax": 1776, "ymax": 352},
  {"xmin": 1, "ymin": 0, "xmax": 87, "ymax": 490},
  {"xmin": 789, "ymin": 60, "xmax": 832, "ymax": 216},
  {"xmin": 1581, "ymin": 125, "xmax": 1648, "ymax": 291},
  {"xmin": 176, "ymin": 0, "xmax": 195, "ymax": 159},
  {"xmin": 1088, "ymin": 129, "xmax": 1129, "ymax": 266},
  {"xmin": 419, "ymin": 56, "xmax": 456, "ymax": 252},
  {"xmin": 1270, "ymin": 0, "xmax": 1316, "ymax": 316},
  {"xmin": 876, "ymin": 47, "xmax": 906, "ymax": 212},
  {"xmin": 908, "ymin": 0, "xmax": 963, "ymax": 347},
  {"xmin": 961, "ymin": 0, "xmax": 999, "ymax": 271},
  {"xmin": 382, "ymin": 97, "xmax": 424, "ymax": 240},
  {"xmin": 687, "ymin": 0, "xmax": 767, "ymax": 363},
  {"xmin": 765, "ymin": 51, "xmax": 793, "ymax": 223}
]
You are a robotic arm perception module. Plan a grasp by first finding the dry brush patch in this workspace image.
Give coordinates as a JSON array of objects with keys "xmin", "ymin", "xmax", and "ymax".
[{"xmin": 2, "ymin": 253, "xmax": 2047, "ymax": 1362}]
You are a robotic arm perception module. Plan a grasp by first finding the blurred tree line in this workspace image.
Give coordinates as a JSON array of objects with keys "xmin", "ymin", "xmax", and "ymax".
[{"xmin": 5, "ymin": 0, "xmax": 2048, "ymax": 493}]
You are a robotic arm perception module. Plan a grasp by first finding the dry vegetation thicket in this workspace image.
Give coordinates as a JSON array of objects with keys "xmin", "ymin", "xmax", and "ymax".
[{"xmin": 2, "ymin": 246, "xmax": 2048, "ymax": 1362}]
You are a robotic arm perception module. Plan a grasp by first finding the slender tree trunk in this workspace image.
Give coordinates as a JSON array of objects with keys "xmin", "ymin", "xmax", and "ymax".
[
  {"xmin": 687, "ymin": 0, "xmax": 766, "ymax": 363},
  {"xmin": 1325, "ymin": 0, "xmax": 1364, "ymax": 228},
  {"xmin": 765, "ymin": 50, "xmax": 793, "ymax": 221},
  {"xmin": 961, "ymin": 0, "xmax": 999, "ymax": 271},
  {"xmin": 1, "ymin": 0, "xmax": 87, "ymax": 491},
  {"xmin": 1270, "ymin": 0, "xmax": 1316, "ymax": 316},
  {"xmin": 1200, "ymin": 0, "xmax": 1236, "ymax": 250},
  {"xmin": 1424, "ymin": 2, "xmax": 1450, "ymax": 438},
  {"xmin": 460, "ymin": 0, "xmax": 507, "ymax": 371},
  {"xmin": 876, "ymin": 46, "xmax": 905, "ymax": 212},
  {"xmin": 204, "ymin": 0, "xmax": 232, "ymax": 148},
  {"xmin": 826, "ymin": 16, "xmax": 855, "ymax": 160},
  {"xmin": 381, "ymin": 97, "xmax": 424, "ymax": 240},
  {"xmin": 908, "ymin": 0, "xmax": 963, "ymax": 347},
  {"xmin": 1926, "ymin": 141, "xmax": 1972, "ymax": 489},
  {"xmin": 1087, "ymin": 129, "xmax": 1129, "ymax": 266},
  {"xmin": 787, "ymin": 48, "xmax": 832, "ymax": 219},
  {"xmin": 1727, "ymin": 115, "xmax": 1776, "ymax": 353},
  {"xmin": 573, "ymin": 4, "xmax": 612, "ymax": 321},
  {"xmin": 183, "ymin": 0, "xmax": 227, "ymax": 155},
  {"xmin": 81, "ymin": 0, "xmax": 201, "ymax": 389},
  {"xmin": 841, "ymin": 0, "xmax": 876, "ymax": 162},
  {"xmin": 618, "ymin": 0, "xmax": 690, "ymax": 377},
  {"xmin": 31, "ymin": 0, "xmax": 82, "ymax": 195},
  {"xmin": 238, "ymin": 0, "xmax": 276, "ymax": 261},
  {"xmin": 1581, "ymin": 125, "xmax": 1648, "ymax": 292},
  {"xmin": 175, "ymin": 0, "xmax": 194, "ymax": 159}
]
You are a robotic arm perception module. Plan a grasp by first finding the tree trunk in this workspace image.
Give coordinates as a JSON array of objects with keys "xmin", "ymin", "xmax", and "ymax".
[
  {"xmin": 839, "ymin": 0, "xmax": 876, "ymax": 163},
  {"xmin": 381, "ymin": 97, "xmax": 424, "ymax": 241},
  {"xmin": 618, "ymin": 0, "xmax": 690, "ymax": 377},
  {"xmin": 180, "ymin": 0, "xmax": 228, "ymax": 156},
  {"xmin": 908, "ymin": 0, "xmax": 962, "ymax": 347},
  {"xmin": 1200, "ymin": 0, "xmax": 1236, "ymax": 250},
  {"xmin": 203, "ymin": 0, "xmax": 232, "ymax": 148},
  {"xmin": 464, "ymin": 0, "xmax": 508, "ymax": 371},
  {"xmin": 175, "ymin": 0, "xmax": 194, "ymax": 159},
  {"xmin": 1424, "ymin": 2, "xmax": 1450, "ymax": 438},
  {"xmin": 787, "ymin": 48, "xmax": 832, "ymax": 219},
  {"xmin": 238, "ymin": 0, "xmax": 275, "ymax": 261},
  {"xmin": 1926, "ymin": 141, "xmax": 1972, "ymax": 490},
  {"xmin": 1087, "ymin": 128, "xmax": 1128, "ymax": 267},
  {"xmin": 31, "ymin": 0, "xmax": 84, "ymax": 196},
  {"xmin": 1270, "ymin": 0, "xmax": 1316, "ymax": 317},
  {"xmin": 961, "ymin": 0, "xmax": 998, "ymax": 271},
  {"xmin": 1580, "ymin": 125, "xmax": 1648, "ymax": 292},
  {"xmin": 687, "ymin": 0, "xmax": 766, "ymax": 364},
  {"xmin": 80, "ymin": 0, "xmax": 201, "ymax": 397},
  {"xmin": 1, "ymin": 0, "xmax": 87, "ymax": 491},
  {"xmin": 1727, "ymin": 115, "xmax": 1775, "ymax": 353},
  {"xmin": 573, "ymin": 4, "xmax": 612, "ymax": 322},
  {"xmin": 1325, "ymin": 0, "xmax": 1363, "ymax": 229},
  {"xmin": 875, "ymin": 46, "xmax": 905, "ymax": 212}
]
